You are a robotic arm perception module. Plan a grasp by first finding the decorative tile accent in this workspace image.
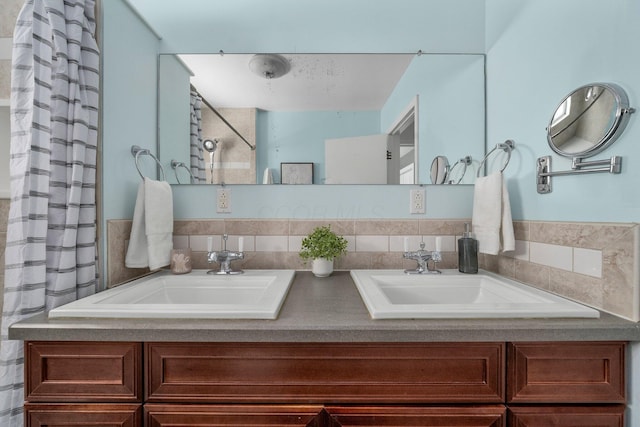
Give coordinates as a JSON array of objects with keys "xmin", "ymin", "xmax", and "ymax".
[
  {"xmin": 529, "ymin": 242, "xmax": 573, "ymax": 272},
  {"xmin": 189, "ymin": 235, "xmax": 220, "ymax": 252},
  {"xmin": 573, "ymin": 248, "xmax": 603, "ymax": 278},
  {"xmin": 389, "ymin": 235, "xmax": 422, "ymax": 252},
  {"xmin": 255, "ymin": 235, "xmax": 288, "ymax": 252},
  {"xmin": 355, "ymin": 235, "xmax": 388, "ymax": 252},
  {"xmin": 105, "ymin": 219, "xmax": 639, "ymax": 321},
  {"xmin": 355, "ymin": 220, "xmax": 418, "ymax": 235},
  {"xmin": 173, "ymin": 235, "xmax": 189, "ymax": 250},
  {"xmin": 509, "ymin": 239, "xmax": 529, "ymax": 261},
  {"xmin": 289, "ymin": 220, "xmax": 355, "ymax": 236}
]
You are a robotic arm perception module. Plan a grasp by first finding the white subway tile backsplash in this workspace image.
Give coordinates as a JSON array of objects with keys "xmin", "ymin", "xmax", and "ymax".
[
  {"xmin": 512, "ymin": 239, "xmax": 530, "ymax": 261},
  {"xmin": 227, "ymin": 235, "xmax": 255, "ymax": 252},
  {"xmin": 345, "ymin": 235, "xmax": 356, "ymax": 252},
  {"xmin": 356, "ymin": 235, "xmax": 388, "ymax": 252},
  {"xmin": 573, "ymin": 247, "xmax": 602, "ymax": 278},
  {"xmin": 423, "ymin": 235, "xmax": 456, "ymax": 252},
  {"xmin": 389, "ymin": 235, "xmax": 421, "ymax": 252},
  {"xmin": 288, "ymin": 236, "xmax": 303, "ymax": 252},
  {"xmin": 190, "ymin": 235, "xmax": 221, "ymax": 252},
  {"xmin": 255, "ymin": 235, "xmax": 288, "ymax": 252},
  {"xmin": 529, "ymin": 242, "xmax": 572, "ymax": 271}
]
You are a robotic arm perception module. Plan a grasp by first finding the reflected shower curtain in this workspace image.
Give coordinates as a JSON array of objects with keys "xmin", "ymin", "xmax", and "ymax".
[
  {"xmin": 0, "ymin": 0, "xmax": 99, "ymax": 425},
  {"xmin": 190, "ymin": 91, "xmax": 207, "ymax": 183}
]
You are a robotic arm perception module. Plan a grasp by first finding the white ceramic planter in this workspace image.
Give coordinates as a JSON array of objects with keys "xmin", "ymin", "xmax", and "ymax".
[{"xmin": 311, "ymin": 258, "xmax": 334, "ymax": 277}]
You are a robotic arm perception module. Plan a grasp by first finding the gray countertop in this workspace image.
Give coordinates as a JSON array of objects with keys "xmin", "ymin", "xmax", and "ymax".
[{"xmin": 9, "ymin": 271, "xmax": 640, "ymax": 342}]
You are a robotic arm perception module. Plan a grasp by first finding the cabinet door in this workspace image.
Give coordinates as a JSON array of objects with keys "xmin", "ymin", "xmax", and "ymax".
[
  {"xmin": 145, "ymin": 404, "xmax": 323, "ymax": 426},
  {"xmin": 326, "ymin": 405, "xmax": 505, "ymax": 426},
  {"xmin": 25, "ymin": 403, "xmax": 141, "ymax": 427},
  {"xmin": 146, "ymin": 342, "xmax": 504, "ymax": 403},
  {"xmin": 508, "ymin": 405, "xmax": 625, "ymax": 427},
  {"xmin": 26, "ymin": 341, "xmax": 143, "ymax": 402},
  {"xmin": 507, "ymin": 342, "xmax": 625, "ymax": 403}
]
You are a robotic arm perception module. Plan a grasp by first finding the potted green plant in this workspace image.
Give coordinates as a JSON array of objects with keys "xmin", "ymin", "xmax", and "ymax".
[{"xmin": 299, "ymin": 225, "xmax": 348, "ymax": 277}]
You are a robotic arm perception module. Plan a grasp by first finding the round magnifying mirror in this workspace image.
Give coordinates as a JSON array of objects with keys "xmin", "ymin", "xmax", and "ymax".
[
  {"xmin": 430, "ymin": 155, "xmax": 450, "ymax": 184},
  {"xmin": 547, "ymin": 83, "xmax": 634, "ymax": 158}
]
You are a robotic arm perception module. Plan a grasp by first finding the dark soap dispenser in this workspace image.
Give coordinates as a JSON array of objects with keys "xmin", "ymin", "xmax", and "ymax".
[{"xmin": 458, "ymin": 223, "xmax": 478, "ymax": 274}]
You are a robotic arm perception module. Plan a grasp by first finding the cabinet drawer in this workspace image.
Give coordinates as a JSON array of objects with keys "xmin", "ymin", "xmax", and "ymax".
[
  {"xmin": 507, "ymin": 342, "xmax": 625, "ymax": 403},
  {"xmin": 326, "ymin": 405, "xmax": 506, "ymax": 426},
  {"xmin": 145, "ymin": 404, "xmax": 323, "ymax": 426},
  {"xmin": 145, "ymin": 404, "xmax": 506, "ymax": 427},
  {"xmin": 25, "ymin": 403, "xmax": 142, "ymax": 427},
  {"xmin": 508, "ymin": 405, "xmax": 625, "ymax": 427},
  {"xmin": 26, "ymin": 341, "xmax": 143, "ymax": 402},
  {"xmin": 146, "ymin": 342, "xmax": 504, "ymax": 403}
]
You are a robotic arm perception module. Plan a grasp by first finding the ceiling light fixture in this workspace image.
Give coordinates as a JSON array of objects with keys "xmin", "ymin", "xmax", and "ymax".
[{"xmin": 248, "ymin": 54, "xmax": 290, "ymax": 79}]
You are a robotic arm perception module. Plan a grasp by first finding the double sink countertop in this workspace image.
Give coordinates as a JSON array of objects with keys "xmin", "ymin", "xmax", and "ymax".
[{"xmin": 9, "ymin": 271, "xmax": 640, "ymax": 343}]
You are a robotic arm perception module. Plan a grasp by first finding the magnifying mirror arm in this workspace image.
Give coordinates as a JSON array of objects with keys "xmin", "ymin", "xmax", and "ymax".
[{"xmin": 536, "ymin": 155, "xmax": 622, "ymax": 194}]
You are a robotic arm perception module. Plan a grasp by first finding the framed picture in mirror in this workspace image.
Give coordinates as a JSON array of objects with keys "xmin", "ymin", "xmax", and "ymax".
[{"xmin": 281, "ymin": 162, "xmax": 313, "ymax": 184}]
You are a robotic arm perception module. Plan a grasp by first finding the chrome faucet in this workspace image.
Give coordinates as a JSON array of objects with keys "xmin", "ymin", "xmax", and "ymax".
[
  {"xmin": 207, "ymin": 234, "xmax": 244, "ymax": 275},
  {"xmin": 403, "ymin": 241, "xmax": 441, "ymax": 274}
]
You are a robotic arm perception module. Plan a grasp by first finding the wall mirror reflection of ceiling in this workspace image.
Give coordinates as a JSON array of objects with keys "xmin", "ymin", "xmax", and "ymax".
[{"xmin": 127, "ymin": 0, "xmax": 487, "ymax": 185}]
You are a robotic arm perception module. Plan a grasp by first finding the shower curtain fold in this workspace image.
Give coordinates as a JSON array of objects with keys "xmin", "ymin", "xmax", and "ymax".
[
  {"xmin": 0, "ymin": 0, "xmax": 100, "ymax": 425},
  {"xmin": 190, "ymin": 91, "xmax": 207, "ymax": 183}
]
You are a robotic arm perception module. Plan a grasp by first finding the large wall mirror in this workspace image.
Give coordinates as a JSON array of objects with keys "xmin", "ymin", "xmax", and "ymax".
[{"xmin": 158, "ymin": 52, "xmax": 486, "ymax": 185}]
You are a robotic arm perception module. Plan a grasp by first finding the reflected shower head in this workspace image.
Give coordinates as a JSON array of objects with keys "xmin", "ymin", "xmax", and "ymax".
[{"xmin": 203, "ymin": 138, "xmax": 219, "ymax": 153}]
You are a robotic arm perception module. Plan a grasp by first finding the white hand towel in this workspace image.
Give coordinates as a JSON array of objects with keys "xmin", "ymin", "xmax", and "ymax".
[
  {"xmin": 125, "ymin": 181, "xmax": 148, "ymax": 268},
  {"xmin": 125, "ymin": 178, "xmax": 174, "ymax": 270},
  {"xmin": 472, "ymin": 172, "xmax": 515, "ymax": 255},
  {"xmin": 262, "ymin": 167, "xmax": 273, "ymax": 184},
  {"xmin": 144, "ymin": 178, "xmax": 174, "ymax": 270}
]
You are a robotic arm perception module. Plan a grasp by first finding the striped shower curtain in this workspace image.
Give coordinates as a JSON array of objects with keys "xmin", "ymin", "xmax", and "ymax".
[
  {"xmin": 0, "ymin": 0, "xmax": 99, "ymax": 424},
  {"xmin": 190, "ymin": 91, "xmax": 207, "ymax": 183}
]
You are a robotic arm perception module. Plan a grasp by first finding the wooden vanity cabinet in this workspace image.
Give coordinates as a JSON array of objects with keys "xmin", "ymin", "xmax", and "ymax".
[
  {"xmin": 506, "ymin": 342, "xmax": 626, "ymax": 427},
  {"xmin": 144, "ymin": 404, "xmax": 506, "ymax": 426},
  {"xmin": 22, "ymin": 340, "xmax": 627, "ymax": 427},
  {"xmin": 145, "ymin": 342, "xmax": 505, "ymax": 404},
  {"xmin": 23, "ymin": 341, "xmax": 143, "ymax": 426},
  {"xmin": 24, "ymin": 403, "xmax": 142, "ymax": 427}
]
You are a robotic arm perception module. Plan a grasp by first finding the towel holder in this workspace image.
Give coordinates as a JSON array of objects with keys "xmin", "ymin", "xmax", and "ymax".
[
  {"xmin": 447, "ymin": 155, "xmax": 472, "ymax": 184},
  {"xmin": 477, "ymin": 140, "xmax": 515, "ymax": 177},
  {"xmin": 170, "ymin": 160, "xmax": 196, "ymax": 184},
  {"xmin": 131, "ymin": 145, "xmax": 165, "ymax": 181}
]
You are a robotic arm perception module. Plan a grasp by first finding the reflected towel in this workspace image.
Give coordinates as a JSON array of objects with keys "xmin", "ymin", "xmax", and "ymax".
[
  {"xmin": 262, "ymin": 167, "xmax": 273, "ymax": 184},
  {"xmin": 125, "ymin": 178, "xmax": 174, "ymax": 270},
  {"xmin": 472, "ymin": 172, "xmax": 515, "ymax": 255}
]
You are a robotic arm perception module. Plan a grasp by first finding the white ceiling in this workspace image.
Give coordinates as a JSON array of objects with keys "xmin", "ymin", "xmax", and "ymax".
[{"xmin": 179, "ymin": 53, "xmax": 415, "ymax": 111}]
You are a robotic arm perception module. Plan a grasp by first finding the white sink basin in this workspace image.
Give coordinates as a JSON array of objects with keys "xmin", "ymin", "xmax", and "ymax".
[
  {"xmin": 48, "ymin": 270, "xmax": 296, "ymax": 319},
  {"xmin": 350, "ymin": 269, "xmax": 600, "ymax": 319}
]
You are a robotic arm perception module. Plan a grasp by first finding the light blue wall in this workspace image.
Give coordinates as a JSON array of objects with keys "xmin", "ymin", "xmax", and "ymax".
[
  {"xmin": 171, "ymin": 184, "xmax": 474, "ymax": 219},
  {"xmin": 256, "ymin": 110, "xmax": 380, "ymax": 184},
  {"xmin": 102, "ymin": 0, "xmax": 160, "ymax": 222},
  {"xmin": 486, "ymin": 0, "xmax": 640, "ymax": 222},
  {"xmin": 131, "ymin": 0, "xmax": 485, "ymax": 55},
  {"xmin": 103, "ymin": 0, "xmax": 482, "ymax": 223},
  {"xmin": 158, "ymin": 55, "xmax": 192, "ymax": 184},
  {"xmin": 381, "ymin": 54, "xmax": 486, "ymax": 184},
  {"xmin": 105, "ymin": 0, "xmax": 640, "ymax": 224}
]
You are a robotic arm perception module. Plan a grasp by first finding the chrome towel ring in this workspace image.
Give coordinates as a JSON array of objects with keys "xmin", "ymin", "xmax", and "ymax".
[
  {"xmin": 447, "ymin": 155, "xmax": 472, "ymax": 184},
  {"xmin": 477, "ymin": 140, "xmax": 515, "ymax": 177},
  {"xmin": 131, "ymin": 145, "xmax": 165, "ymax": 181},
  {"xmin": 170, "ymin": 160, "xmax": 196, "ymax": 184}
]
